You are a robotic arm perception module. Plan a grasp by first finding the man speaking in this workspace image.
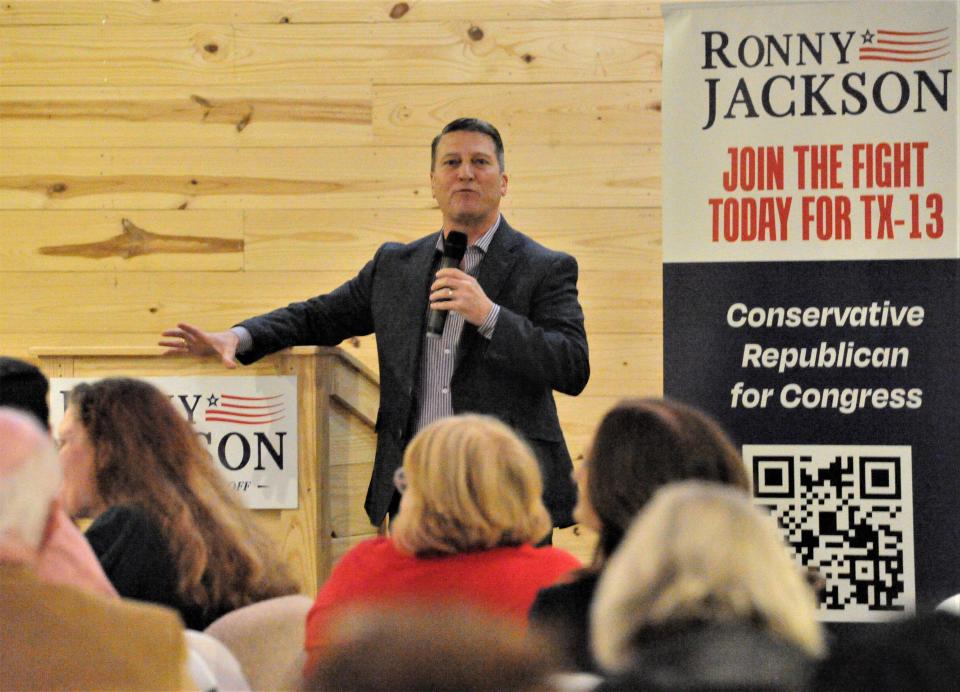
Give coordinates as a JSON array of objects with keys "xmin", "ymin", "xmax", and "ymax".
[{"xmin": 161, "ymin": 118, "xmax": 589, "ymax": 529}]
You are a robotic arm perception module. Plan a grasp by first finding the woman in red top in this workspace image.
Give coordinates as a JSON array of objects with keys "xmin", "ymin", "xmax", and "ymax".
[{"xmin": 304, "ymin": 414, "xmax": 580, "ymax": 673}]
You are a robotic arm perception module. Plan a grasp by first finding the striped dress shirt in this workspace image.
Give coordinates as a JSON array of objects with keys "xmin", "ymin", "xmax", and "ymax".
[{"xmin": 412, "ymin": 217, "xmax": 501, "ymax": 433}]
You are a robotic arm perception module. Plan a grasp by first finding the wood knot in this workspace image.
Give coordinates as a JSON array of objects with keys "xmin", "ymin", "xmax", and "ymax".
[
  {"xmin": 521, "ymin": 53, "xmax": 535, "ymax": 63},
  {"xmin": 48, "ymin": 182, "xmax": 68, "ymax": 194},
  {"xmin": 279, "ymin": 16, "xmax": 290, "ymax": 23},
  {"xmin": 190, "ymin": 179, "xmax": 199, "ymax": 185},
  {"xmin": 467, "ymin": 26, "xmax": 484, "ymax": 41},
  {"xmin": 389, "ymin": 2, "xmax": 409, "ymax": 19},
  {"xmin": 203, "ymin": 43, "xmax": 219, "ymax": 53},
  {"xmin": 190, "ymin": 94, "xmax": 213, "ymax": 108},
  {"xmin": 652, "ymin": 101, "xmax": 662, "ymax": 112},
  {"xmin": 149, "ymin": 307, "xmax": 159, "ymax": 313},
  {"xmin": 236, "ymin": 108, "xmax": 253, "ymax": 132}
]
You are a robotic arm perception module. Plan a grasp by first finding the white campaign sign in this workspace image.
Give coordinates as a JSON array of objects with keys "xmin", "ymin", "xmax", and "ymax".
[
  {"xmin": 662, "ymin": 0, "xmax": 958, "ymax": 263},
  {"xmin": 51, "ymin": 376, "xmax": 299, "ymax": 509}
]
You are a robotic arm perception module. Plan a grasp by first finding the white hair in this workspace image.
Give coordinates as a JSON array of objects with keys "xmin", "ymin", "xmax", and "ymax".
[
  {"xmin": 591, "ymin": 481, "xmax": 824, "ymax": 672},
  {"xmin": 0, "ymin": 409, "xmax": 62, "ymax": 548}
]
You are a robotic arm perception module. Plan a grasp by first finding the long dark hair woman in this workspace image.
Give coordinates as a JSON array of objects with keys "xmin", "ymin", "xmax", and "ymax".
[
  {"xmin": 57, "ymin": 377, "xmax": 298, "ymax": 629},
  {"xmin": 528, "ymin": 397, "xmax": 750, "ymax": 671}
]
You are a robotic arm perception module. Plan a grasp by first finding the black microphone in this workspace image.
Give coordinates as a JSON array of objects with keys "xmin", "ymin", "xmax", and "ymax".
[{"xmin": 427, "ymin": 231, "xmax": 468, "ymax": 336}]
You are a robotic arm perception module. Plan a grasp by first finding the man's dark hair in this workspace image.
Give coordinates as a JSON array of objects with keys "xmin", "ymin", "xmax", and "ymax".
[
  {"xmin": 430, "ymin": 118, "xmax": 505, "ymax": 171},
  {"xmin": 0, "ymin": 357, "xmax": 50, "ymax": 428}
]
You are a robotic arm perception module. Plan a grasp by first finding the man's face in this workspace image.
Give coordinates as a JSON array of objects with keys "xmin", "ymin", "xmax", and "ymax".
[{"xmin": 430, "ymin": 130, "xmax": 508, "ymax": 232}]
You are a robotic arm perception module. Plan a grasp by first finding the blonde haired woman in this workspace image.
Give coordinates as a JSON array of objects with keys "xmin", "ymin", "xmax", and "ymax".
[
  {"xmin": 303, "ymin": 415, "xmax": 579, "ymax": 676},
  {"xmin": 591, "ymin": 481, "xmax": 824, "ymax": 690}
]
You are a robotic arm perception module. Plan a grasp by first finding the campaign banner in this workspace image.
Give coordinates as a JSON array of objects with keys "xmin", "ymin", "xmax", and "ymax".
[
  {"xmin": 662, "ymin": 0, "xmax": 958, "ymax": 620},
  {"xmin": 51, "ymin": 376, "xmax": 299, "ymax": 509}
]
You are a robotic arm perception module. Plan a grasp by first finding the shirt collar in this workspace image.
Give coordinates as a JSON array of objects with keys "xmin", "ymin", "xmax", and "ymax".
[{"xmin": 435, "ymin": 214, "xmax": 502, "ymax": 254}]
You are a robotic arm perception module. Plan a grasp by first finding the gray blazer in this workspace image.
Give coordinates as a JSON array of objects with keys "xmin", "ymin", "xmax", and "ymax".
[{"xmin": 236, "ymin": 219, "xmax": 589, "ymax": 526}]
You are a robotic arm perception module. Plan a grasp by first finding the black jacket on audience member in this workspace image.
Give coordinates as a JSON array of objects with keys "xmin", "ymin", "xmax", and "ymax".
[
  {"xmin": 85, "ymin": 504, "xmax": 229, "ymax": 630},
  {"xmin": 529, "ymin": 572, "xmax": 600, "ymax": 672},
  {"xmin": 595, "ymin": 621, "xmax": 814, "ymax": 691}
]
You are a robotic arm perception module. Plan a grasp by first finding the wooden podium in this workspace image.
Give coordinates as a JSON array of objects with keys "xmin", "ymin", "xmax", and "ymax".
[{"xmin": 33, "ymin": 346, "xmax": 381, "ymax": 596}]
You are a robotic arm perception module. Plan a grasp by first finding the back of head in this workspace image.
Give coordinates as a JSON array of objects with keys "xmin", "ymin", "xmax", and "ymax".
[
  {"xmin": 68, "ymin": 377, "xmax": 208, "ymax": 508},
  {"xmin": 0, "ymin": 357, "xmax": 50, "ymax": 429},
  {"xmin": 68, "ymin": 377, "xmax": 296, "ymax": 609},
  {"xmin": 591, "ymin": 480, "xmax": 823, "ymax": 672},
  {"xmin": 305, "ymin": 604, "xmax": 556, "ymax": 692},
  {"xmin": 0, "ymin": 408, "xmax": 61, "ymax": 551},
  {"xmin": 587, "ymin": 398, "xmax": 749, "ymax": 559},
  {"xmin": 391, "ymin": 414, "xmax": 551, "ymax": 556}
]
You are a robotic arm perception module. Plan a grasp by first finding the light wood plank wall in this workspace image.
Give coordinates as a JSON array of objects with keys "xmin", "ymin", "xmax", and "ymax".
[{"xmin": 0, "ymin": 0, "xmax": 664, "ymax": 570}]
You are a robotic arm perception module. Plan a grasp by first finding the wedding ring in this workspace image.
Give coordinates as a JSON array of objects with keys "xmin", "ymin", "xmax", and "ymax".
[{"xmin": 447, "ymin": 288, "xmax": 453, "ymax": 297}]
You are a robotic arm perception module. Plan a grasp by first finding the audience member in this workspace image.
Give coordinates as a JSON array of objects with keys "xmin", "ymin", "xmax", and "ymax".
[
  {"xmin": 0, "ymin": 408, "xmax": 193, "ymax": 690},
  {"xmin": 0, "ymin": 356, "xmax": 116, "ymax": 597},
  {"xmin": 304, "ymin": 414, "xmax": 580, "ymax": 677},
  {"xmin": 0, "ymin": 357, "xmax": 49, "ymax": 428},
  {"xmin": 59, "ymin": 377, "xmax": 298, "ymax": 629},
  {"xmin": 305, "ymin": 604, "xmax": 559, "ymax": 692},
  {"xmin": 529, "ymin": 398, "xmax": 749, "ymax": 671},
  {"xmin": 814, "ymin": 611, "xmax": 960, "ymax": 692},
  {"xmin": 591, "ymin": 481, "xmax": 824, "ymax": 690}
]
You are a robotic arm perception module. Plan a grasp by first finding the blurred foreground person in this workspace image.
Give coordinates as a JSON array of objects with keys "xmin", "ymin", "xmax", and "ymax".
[
  {"xmin": 59, "ymin": 377, "xmax": 298, "ymax": 629},
  {"xmin": 0, "ymin": 408, "xmax": 192, "ymax": 690},
  {"xmin": 304, "ymin": 415, "xmax": 579, "ymax": 677},
  {"xmin": 815, "ymin": 611, "xmax": 960, "ymax": 692},
  {"xmin": 305, "ymin": 604, "xmax": 560, "ymax": 692},
  {"xmin": 530, "ymin": 398, "xmax": 749, "ymax": 671},
  {"xmin": 0, "ymin": 356, "xmax": 116, "ymax": 597},
  {"xmin": 592, "ymin": 481, "xmax": 824, "ymax": 691}
]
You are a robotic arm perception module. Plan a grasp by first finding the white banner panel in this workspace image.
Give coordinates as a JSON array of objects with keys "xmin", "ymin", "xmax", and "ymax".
[
  {"xmin": 662, "ymin": 0, "xmax": 958, "ymax": 262},
  {"xmin": 51, "ymin": 376, "xmax": 299, "ymax": 509},
  {"xmin": 662, "ymin": 0, "xmax": 958, "ymax": 622}
]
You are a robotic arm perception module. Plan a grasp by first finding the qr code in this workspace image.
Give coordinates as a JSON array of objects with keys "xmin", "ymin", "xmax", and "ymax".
[{"xmin": 743, "ymin": 445, "xmax": 915, "ymax": 623}]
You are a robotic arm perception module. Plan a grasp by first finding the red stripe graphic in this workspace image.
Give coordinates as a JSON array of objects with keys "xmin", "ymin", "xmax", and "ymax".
[
  {"xmin": 877, "ymin": 28, "xmax": 947, "ymax": 36},
  {"xmin": 204, "ymin": 392, "xmax": 287, "ymax": 425},
  {"xmin": 862, "ymin": 45, "xmax": 949, "ymax": 55},
  {"xmin": 206, "ymin": 408, "xmax": 283, "ymax": 419},
  {"xmin": 860, "ymin": 54, "xmax": 949, "ymax": 62},
  {"xmin": 878, "ymin": 38, "xmax": 949, "ymax": 46},
  {"xmin": 219, "ymin": 402, "xmax": 285, "ymax": 410},
  {"xmin": 860, "ymin": 54, "xmax": 949, "ymax": 63},
  {"xmin": 860, "ymin": 28, "xmax": 951, "ymax": 64},
  {"xmin": 205, "ymin": 416, "xmax": 286, "ymax": 425},
  {"xmin": 221, "ymin": 394, "xmax": 283, "ymax": 401}
]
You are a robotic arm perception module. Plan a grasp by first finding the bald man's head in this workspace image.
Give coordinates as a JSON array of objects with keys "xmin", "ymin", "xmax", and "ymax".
[{"xmin": 0, "ymin": 408, "xmax": 62, "ymax": 549}]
